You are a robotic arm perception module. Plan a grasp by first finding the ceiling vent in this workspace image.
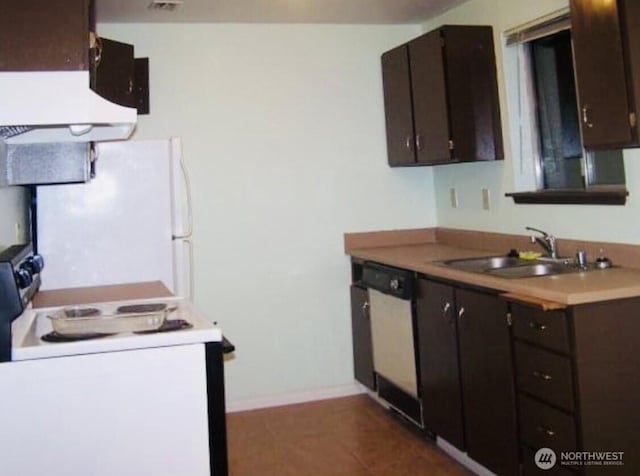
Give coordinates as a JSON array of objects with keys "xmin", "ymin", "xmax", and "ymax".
[{"xmin": 148, "ymin": 0, "xmax": 184, "ymax": 11}]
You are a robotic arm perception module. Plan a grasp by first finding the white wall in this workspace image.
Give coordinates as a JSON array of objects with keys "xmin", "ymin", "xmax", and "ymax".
[
  {"xmin": 98, "ymin": 23, "xmax": 436, "ymax": 406},
  {"xmin": 424, "ymin": 0, "xmax": 640, "ymax": 244},
  {"xmin": 0, "ymin": 187, "xmax": 29, "ymax": 250}
]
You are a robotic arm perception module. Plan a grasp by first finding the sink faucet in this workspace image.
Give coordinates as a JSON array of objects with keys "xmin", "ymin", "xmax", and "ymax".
[{"xmin": 526, "ymin": 227, "xmax": 558, "ymax": 259}]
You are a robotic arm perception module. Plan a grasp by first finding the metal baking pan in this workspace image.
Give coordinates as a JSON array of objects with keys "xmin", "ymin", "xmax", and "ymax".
[{"xmin": 46, "ymin": 303, "xmax": 168, "ymax": 335}]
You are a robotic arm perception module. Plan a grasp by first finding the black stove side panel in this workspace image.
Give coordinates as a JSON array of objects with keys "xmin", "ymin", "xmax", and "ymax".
[
  {"xmin": 0, "ymin": 262, "xmax": 22, "ymax": 362},
  {"xmin": 205, "ymin": 341, "xmax": 229, "ymax": 476}
]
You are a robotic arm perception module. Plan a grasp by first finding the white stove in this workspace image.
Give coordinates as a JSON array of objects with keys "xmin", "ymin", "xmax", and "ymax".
[
  {"xmin": 12, "ymin": 295, "xmax": 222, "ymax": 361},
  {"xmin": 1, "ymin": 246, "xmax": 230, "ymax": 475}
]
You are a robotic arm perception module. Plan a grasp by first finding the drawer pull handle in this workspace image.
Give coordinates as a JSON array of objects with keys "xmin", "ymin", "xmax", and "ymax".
[
  {"xmin": 406, "ymin": 135, "xmax": 413, "ymax": 150},
  {"xmin": 537, "ymin": 425, "xmax": 556, "ymax": 437},
  {"xmin": 528, "ymin": 321, "xmax": 547, "ymax": 331},
  {"xmin": 533, "ymin": 370, "xmax": 553, "ymax": 381},
  {"xmin": 582, "ymin": 105, "xmax": 594, "ymax": 128}
]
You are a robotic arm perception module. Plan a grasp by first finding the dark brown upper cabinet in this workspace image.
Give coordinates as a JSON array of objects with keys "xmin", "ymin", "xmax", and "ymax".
[
  {"xmin": 90, "ymin": 39, "xmax": 150, "ymax": 114},
  {"xmin": 91, "ymin": 38, "xmax": 136, "ymax": 109},
  {"xmin": 0, "ymin": 0, "xmax": 148, "ymax": 115},
  {"xmin": 381, "ymin": 25, "xmax": 504, "ymax": 167},
  {"xmin": 571, "ymin": 0, "xmax": 640, "ymax": 149},
  {"xmin": 0, "ymin": 0, "xmax": 92, "ymax": 71}
]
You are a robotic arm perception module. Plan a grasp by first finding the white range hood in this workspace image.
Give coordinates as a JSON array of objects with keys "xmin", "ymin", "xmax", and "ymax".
[{"xmin": 0, "ymin": 70, "xmax": 137, "ymax": 144}]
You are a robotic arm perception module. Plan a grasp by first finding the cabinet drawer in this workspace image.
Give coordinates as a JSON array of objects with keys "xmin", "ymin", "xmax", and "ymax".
[
  {"xmin": 521, "ymin": 445, "xmax": 577, "ymax": 475},
  {"xmin": 511, "ymin": 304, "xmax": 570, "ymax": 354},
  {"xmin": 514, "ymin": 342, "xmax": 575, "ymax": 411},
  {"xmin": 519, "ymin": 393, "xmax": 578, "ymax": 453}
]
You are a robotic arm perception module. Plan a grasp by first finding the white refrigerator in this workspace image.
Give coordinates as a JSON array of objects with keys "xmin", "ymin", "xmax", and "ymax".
[{"xmin": 36, "ymin": 138, "xmax": 193, "ymax": 298}]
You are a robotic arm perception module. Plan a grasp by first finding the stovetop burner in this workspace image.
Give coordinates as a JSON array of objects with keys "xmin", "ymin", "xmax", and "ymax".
[
  {"xmin": 117, "ymin": 303, "xmax": 167, "ymax": 314},
  {"xmin": 39, "ymin": 319, "xmax": 193, "ymax": 343},
  {"xmin": 41, "ymin": 331, "xmax": 114, "ymax": 343}
]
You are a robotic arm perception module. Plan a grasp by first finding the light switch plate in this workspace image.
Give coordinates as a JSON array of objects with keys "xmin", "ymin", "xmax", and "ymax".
[{"xmin": 481, "ymin": 188, "xmax": 490, "ymax": 210}]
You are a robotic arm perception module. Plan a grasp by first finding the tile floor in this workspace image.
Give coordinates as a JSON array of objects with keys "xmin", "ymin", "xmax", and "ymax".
[{"xmin": 226, "ymin": 394, "xmax": 474, "ymax": 475}]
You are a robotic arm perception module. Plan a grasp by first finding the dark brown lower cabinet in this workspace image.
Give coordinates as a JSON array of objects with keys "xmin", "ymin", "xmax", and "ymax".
[
  {"xmin": 350, "ymin": 285, "xmax": 375, "ymax": 390},
  {"xmin": 572, "ymin": 299, "xmax": 640, "ymax": 475},
  {"xmin": 351, "ymin": 265, "xmax": 638, "ymax": 476},
  {"xmin": 417, "ymin": 278, "xmax": 518, "ymax": 476},
  {"xmin": 416, "ymin": 279, "xmax": 464, "ymax": 449},
  {"xmin": 509, "ymin": 298, "xmax": 640, "ymax": 476},
  {"xmin": 456, "ymin": 288, "xmax": 519, "ymax": 476}
]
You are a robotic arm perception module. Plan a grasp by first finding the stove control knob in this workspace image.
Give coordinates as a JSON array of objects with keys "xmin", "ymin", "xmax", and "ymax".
[
  {"xmin": 14, "ymin": 267, "xmax": 33, "ymax": 289},
  {"xmin": 23, "ymin": 254, "xmax": 45, "ymax": 274}
]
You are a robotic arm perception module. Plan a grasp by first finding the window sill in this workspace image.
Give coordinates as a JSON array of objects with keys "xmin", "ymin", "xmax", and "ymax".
[{"xmin": 506, "ymin": 189, "xmax": 628, "ymax": 205}]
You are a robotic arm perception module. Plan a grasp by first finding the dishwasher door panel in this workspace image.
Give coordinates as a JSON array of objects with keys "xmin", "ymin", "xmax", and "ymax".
[{"xmin": 368, "ymin": 289, "xmax": 418, "ymax": 397}]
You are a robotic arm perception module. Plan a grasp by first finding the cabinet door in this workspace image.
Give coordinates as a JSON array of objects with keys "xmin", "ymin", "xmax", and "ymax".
[
  {"xmin": 0, "ymin": 0, "xmax": 90, "ymax": 71},
  {"xmin": 409, "ymin": 31, "xmax": 452, "ymax": 165},
  {"xmin": 381, "ymin": 45, "xmax": 416, "ymax": 166},
  {"xmin": 92, "ymin": 37, "xmax": 135, "ymax": 108},
  {"xmin": 416, "ymin": 279, "xmax": 464, "ymax": 449},
  {"xmin": 443, "ymin": 26, "xmax": 503, "ymax": 162},
  {"xmin": 572, "ymin": 299, "xmax": 640, "ymax": 475},
  {"xmin": 350, "ymin": 285, "xmax": 375, "ymax": 390},
  {"xmin": 456, "ymin": 288, "xmax": 518, "ymax": 476},
  {"xmin": 571, "ymin": 0, "xmax": 632, "ymax": 148}
]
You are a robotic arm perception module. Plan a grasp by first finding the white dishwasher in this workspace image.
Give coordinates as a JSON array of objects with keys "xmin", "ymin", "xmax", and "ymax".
[{"xmin": 361, "ymin": 262, "xmax": 423, "ymax": 427}]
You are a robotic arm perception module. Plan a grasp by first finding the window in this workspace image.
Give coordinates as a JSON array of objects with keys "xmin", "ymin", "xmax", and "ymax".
[{"xmin": 505, "ymin": 10, "xmax": 627, "ymax": 204}]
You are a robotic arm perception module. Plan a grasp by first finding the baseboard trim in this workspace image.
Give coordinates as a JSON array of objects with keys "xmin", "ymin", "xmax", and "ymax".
[
  {"xmin": 226, "ymin": 382, "xmax": 366, "ymax": 413},
  {"xmin": 437, "ymin": 437, "xmax": 495, "ymax": 476}
]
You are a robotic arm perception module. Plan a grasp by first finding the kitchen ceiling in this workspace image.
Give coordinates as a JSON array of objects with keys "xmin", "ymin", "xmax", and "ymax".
[{"xmin": 96, "ymin": 0, "xmax": 470, "ymax": 24}]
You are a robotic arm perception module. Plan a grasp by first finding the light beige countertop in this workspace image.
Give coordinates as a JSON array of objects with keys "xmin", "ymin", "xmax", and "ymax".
[
  {"xmin": 33, "ymin": 281, "xmax": 173, "ymax": 308},
  {"xmin": 346, "ymin": 230, "xmax": 640, "ymax": 306}
]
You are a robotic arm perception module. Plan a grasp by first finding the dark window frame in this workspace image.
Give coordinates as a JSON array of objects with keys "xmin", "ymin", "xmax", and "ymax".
[{"xmin": 505, "ymin": 20, "xmax": 628, "ymax": 205}]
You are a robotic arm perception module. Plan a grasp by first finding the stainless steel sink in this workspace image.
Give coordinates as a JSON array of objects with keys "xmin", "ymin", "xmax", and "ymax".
[
  {"xmin": 441, "ymin": 255, "xmax": 583, "ymax": 279},
  {"xmin": 442, "ymin": 255, "xmax": 528, "ymax": 271},
  {"xmin": 486, "ymin": 262, "xmax": 576, "ymax": 279}
]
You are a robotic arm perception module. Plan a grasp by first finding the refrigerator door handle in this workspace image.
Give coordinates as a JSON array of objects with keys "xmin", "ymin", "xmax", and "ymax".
[
  {"xmin": 173, "ymin": 237, "xmax": 194, "ymax": 301},
  {"xmin": 184, "ymin": 237, "xmax": 194, "ymax": 301},
  {"xmin": 171, "ymin": 137, "xmax": 193, "ymax": 240}
]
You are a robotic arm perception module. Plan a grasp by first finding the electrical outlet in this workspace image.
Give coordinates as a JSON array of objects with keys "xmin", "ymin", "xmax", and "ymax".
[
  {"xmin": 481, "ymin": 188, "xmax": 490, "ymax": 210},
  {"xmin": 449, "ymin": 188, "xmax": 458, "ymax": 208}
]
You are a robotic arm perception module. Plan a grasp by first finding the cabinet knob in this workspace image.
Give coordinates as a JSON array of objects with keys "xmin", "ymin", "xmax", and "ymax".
[
  {"xmin": 361, "ymin": 301, "xmax": 370, "ymax": 319},
  {"xmin": 458, "ymin": 307, "xmax": 465, "ymax": 319},
  {"xmin": 532, "ymin": 370, "xmax": 553, "ymax": 381},
  {"xmin": 443, "ymin": 302, "xmax": 451, "ymax": 314},
  {"xmin": 537, "ymin": 425, "xmax": 556, "ymax": 437},
  {"xmin": 582, "ymin": 105, "xmax": 593, "ymax": 128},
  {"xmin": 528, "ymin": 321, "xmax": 547, "ymax": 331},
  {"xmin": 94, "ymin": 36, "xmax": 103, "ymax": 67}
]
